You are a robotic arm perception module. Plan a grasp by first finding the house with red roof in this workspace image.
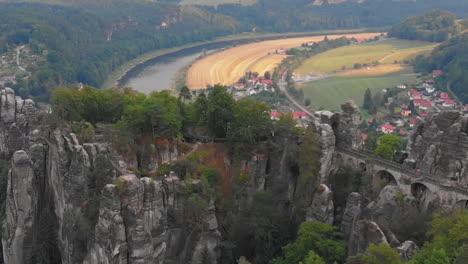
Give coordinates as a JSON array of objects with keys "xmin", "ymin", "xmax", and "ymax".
[
  {"xmin": 381, "ymin": 124, "xmax": 395, "ymax": 134},
  {"xmin": 413, "ymin": 98, "xmax": 424, "ymax": 106},
  {"xmin": 250, "ymin": 78, "xmax": 259, "ymax": 85},
  {"xmin": 440, "ymin": 93, "xmax": 450, "ymax": 100},
  {"xmin": 401, "ymin": 110, "xmax": 412, "ymax": 117},
  {"xmin": 261, "ymin": 79, "xmax": 273, "ymax": 85},
  {"xmin": 270, "ymin": 111, "xmax": 282, "ymax": 121},
  {"xmin": 443, "ymin": 99, "xmax": 456, "ymax": 108},
  {"xmin": 426, "ymin": 79, "xmax": 436, "ymax": 85},
  {"xmin": 234, "ymin": 83, "xmax": 246, "ymax": 90},
  {"xmin": 419, "ymin": 100, "xmax": 433, "ymax": 110},
  {"xmin": 408, "ymin": 118, "xmax": 417, "ymax": 127},
  {"xmin": 432, "ymin": 70, "xmax": 443, "ymax": 77},
  {"xmin": 419, "ymin": 112, "xmax": 429, "ymax": 117},
  {"xmin": 399, "ymin": 130, "xmax": 408, "ymax": 136},
  {"xmin": 293, "ymin": 111, "xmax": 307, "ymax": 121},
  {"xmin": 356, "ymin": 38, "xmax": 366, "ymax": 43},
  {"xmin": 408, "ymin": 89, "xmax": 422, "ymax": 100}
]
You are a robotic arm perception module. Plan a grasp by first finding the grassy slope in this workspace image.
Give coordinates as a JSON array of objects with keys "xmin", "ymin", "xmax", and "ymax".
[
  {"xmin": 295, "ymin": 38, "xmax": 436, "ymax": 75},
  {"xmin": 299, "ymin": 72, "xmax": 420, "ymax": 111}
]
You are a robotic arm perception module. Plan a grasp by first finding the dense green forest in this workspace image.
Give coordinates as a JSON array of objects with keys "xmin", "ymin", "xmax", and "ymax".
[
  {"xmin": 1, "ymin": 0, "xmax": 468, "ymax": 101},
  {"xmin": 413, "ymin": 32, "xmax": 468, "ymax": 103},
  {"xmin": 388, "ymin": 10, "xmax": 459, "ymax": 42},
  {"xmin": 207, "ymin": 0, "xmax": 468, "ymax": 33},
  {"xmin": 0, "ymin": 2, "xmax": 239, "ymax": 100}
]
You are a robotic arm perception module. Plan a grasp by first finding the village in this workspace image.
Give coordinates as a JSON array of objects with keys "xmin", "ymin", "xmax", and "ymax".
[
  {"xmin": 0, "ymin": 46, "xmax": 42, "ymax": 89},
  {"xmin": 362, "ymin": 69, "xmax": 468, "ymax": 144}
]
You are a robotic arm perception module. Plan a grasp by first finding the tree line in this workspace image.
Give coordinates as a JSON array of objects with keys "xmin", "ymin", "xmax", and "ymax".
[
  {"xmin": 413, "ymin": 32, "xmax": 468, "ymax": 103},
  {"xmin": 0, "ymin": 2, "xmax": 239, "ymax": 101},
  {"xmin": 388, "ymin": 10, "xmax": 459, "ymax": 42}
]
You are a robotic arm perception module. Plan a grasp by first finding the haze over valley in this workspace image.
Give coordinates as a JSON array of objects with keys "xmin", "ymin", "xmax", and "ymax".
[{"xmin": 0, "ymin": 1, "xmax": 468, "ymax": 264}]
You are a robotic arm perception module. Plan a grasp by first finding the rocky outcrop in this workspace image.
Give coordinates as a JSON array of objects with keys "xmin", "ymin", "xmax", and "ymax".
[
  {"xmin": 1, "ymin": 151, "xmax": 37, "ymax": 264},
  {"xmin": 85, "ymin": 175, "xmax": 167, "ymax": 263},
  {"xmin": 331, "ymin": 101, "xmax": 362, "ymax": 150},
  {"xmin": 406, "ymin": 111, "xmax": 468, "ymax": 186},
  {"xmin": 316, "ymin": 123, "xmax": 336, "ymax": 183},
  {"xmin": 306, "ymin": 184, "xmax": 334, "ymax": 224},
  {"xmin": 348, "ymin": 220, "xmax": 389, "ymax": 256},
  {"xmin": 341, "ymin": 192, "xmax": 361, "ymax": 242},
  {"xmin": 397, "ymin": 240, "xmax": 420, "ymax": 261},
  {"xmin": 0, "ymin": 88, "xmax": 37, "ymax": 159},
  {"xmin": 0, "ymin": 89, "xmax": 222, "ymax": 264}
]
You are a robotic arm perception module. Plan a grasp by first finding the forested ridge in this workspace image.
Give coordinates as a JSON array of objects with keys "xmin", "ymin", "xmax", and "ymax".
[
  {"xmin": 206, "ymin": 0, "xmax": 468, "ymax": 33},
  {"xmin": 0, "ymin": 2, "xmax": 239, "ymax": 100},
  {"xmin": 413, "ymin": 32, "xmax": 468, "ymax": 103},
  {"xmin": 388, "ymin": 10, "xmax": 459, "ymax": 42},
  {"xmin": 1, "ymin": 0, "xmax": 468, "ymax": 101}
]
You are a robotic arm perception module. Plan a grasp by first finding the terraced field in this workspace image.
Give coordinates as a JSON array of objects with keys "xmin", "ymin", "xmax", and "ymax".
[
  {"xmin": 249, "ymin": 54, "xmax": 289, "ymax": 75},
  {"xmin": 186, "ymin": 32, "xmax": 382, "ymax": 89}
]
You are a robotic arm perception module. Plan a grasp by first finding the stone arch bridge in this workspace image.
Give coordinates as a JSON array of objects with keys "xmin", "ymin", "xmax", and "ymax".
[{"xmin": 336, "ymin": 148, "xmax": 468, "ymax": 209}]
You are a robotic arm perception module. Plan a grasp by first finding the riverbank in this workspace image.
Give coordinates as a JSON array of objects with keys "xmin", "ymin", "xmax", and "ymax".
[{"xmin": 103, "ymin": 28, "xmax": 378, "ymax": 90}]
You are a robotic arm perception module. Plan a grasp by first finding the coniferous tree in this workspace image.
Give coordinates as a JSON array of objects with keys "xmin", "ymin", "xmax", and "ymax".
[{"xmin": 363, "ymin": 88, "xmax": 373, "ymax": 110}]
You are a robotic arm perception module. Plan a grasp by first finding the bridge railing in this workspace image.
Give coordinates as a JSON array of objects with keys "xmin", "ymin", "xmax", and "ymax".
[{"xmin": 336, "ymin": 148, "xmax": 468, "ymax": 196}]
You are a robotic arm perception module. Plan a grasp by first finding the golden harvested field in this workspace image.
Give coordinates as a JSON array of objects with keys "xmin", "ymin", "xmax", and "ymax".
[
  {"xmin": 186, "ymin": 33, "xmax": 382, "ymax": 89},
  {"xmin": 295, "ymin": 38, "xmax": 436, "ymax": 75},
  {"xmin": 249, "ymin": 54, "xmax": 289, "ymax": 75},
  {"xmin": 379, "ymin": 45, "xmax": 437, "ymax": 64},
  {"xmin": 337, "ymin": 64, "xmax": 405, "ymax": 77}
]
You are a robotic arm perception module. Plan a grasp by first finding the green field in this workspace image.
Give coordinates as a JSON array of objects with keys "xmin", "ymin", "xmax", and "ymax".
[
  {"xmin": 295, "ymin": 38, "xmax": 436, "ymax": 75},
  {"xmin": 299, "ymin": 72, "xmax": 420, "ymax": 111}
]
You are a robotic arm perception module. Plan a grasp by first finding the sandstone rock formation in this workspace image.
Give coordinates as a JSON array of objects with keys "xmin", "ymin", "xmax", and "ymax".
[
  {"xmin": 348, "ymin": 220, "xmax": 389, "ymax": 256},
  {"xmin": 397, "ymin": 240, "xmax": 420, "ymax": 261},
  {"xmin": 1, "ymin": 151, "xmax": 37, "ymax": 264},
  {"xmin": 341, "ymin": 192, "xmax": 361, "ymax": 242},
  {"xmin": 332, "ymin": 101, "xmax": 362, "ymax": 150},
  {"xmin": 406, "ymin": 111, "xmax": 468, "ymax": 186},
  {"xmin": 306, "ymin": 184, "xmax": 334, "ymax": 224},
  {"xmin": 0, "ymin": 88, "xmax": 221, "ymax": 264}
]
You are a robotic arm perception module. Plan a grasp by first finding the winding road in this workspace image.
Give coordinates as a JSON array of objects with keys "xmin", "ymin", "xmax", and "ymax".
[{"xmin": 278, "ymin": 72, "xmax": 315, "ymax": 117}]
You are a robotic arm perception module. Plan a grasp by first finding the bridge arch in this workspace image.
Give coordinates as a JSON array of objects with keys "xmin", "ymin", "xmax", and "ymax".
[
  {"xmin": 376, "ymin": 170, "xmax": 398, "ymax": 186},
  {"xmin": 411, "ymin": 182, "xmax": 440, "ymax": 211},
  {"xmin": 359, "ymin": 162, "xmax": 367, "ymax": 172},
  {"xmin": 453, "ymin": 200, "xmax": 468, "ymax": 210}
]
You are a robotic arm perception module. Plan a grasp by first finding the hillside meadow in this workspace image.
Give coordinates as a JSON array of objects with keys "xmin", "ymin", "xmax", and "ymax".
[
  {"xmin": 295, "ymin": 38, "xmax": 436, "ymax": 75},
  {"xmin": 299, "ymin": 71, "xmax": 420, "ymax": 111}
]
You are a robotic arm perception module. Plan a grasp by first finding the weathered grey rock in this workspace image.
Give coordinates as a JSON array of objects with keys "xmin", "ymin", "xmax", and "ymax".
[
  {"xmin": 1, "ymin": 151, "xmax": 37, "ymax": 264},
  {"xmin": 348, "ymin": 220, "xmax": 389, "ymax": 256},
  {"xmin": 397, "ymin": 240, "xmax": 420, "ymax": 261},
  {"xmin": 0, "ymin": 88, "xmax": 16, "ymax": 124},
  {"xmin": 306, "ymin": 184, "xmax": 334, "ymax": 224},
  {"xmin": 332, "ymin": 100, "xmax": 362, "ymax": 150},
  {"xmin": 406, "ymin": 111, "xmax": 468, "ymax": 185},
  {"xmin": 341, "ymin": 192, "xmax": 361, "ymax": 241},
  {"xmin": 317, "ymin": 123, "xmax": 336, "ymax": 183},
  {"xmin": 83, "ymin": 184, "xmax": 127, "ymax": 264}
]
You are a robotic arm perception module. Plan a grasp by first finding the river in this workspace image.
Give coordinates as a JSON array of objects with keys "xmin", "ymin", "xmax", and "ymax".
[{"xmin": 118, "ymin": 39, "xmax": 257, "ymax": 93}]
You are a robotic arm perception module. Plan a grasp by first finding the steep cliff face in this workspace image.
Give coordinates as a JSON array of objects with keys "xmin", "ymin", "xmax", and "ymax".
[
  {"xmin": 406, "ymin": 111, "xmax": 468, "ymax": 185},
  {"xmin": 331, "ymin": 101, "xmax": 363, "ymax": 150},
  {"xmin": 0, "ymin": 88, "xmax": 221, "ymax": 264}
]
